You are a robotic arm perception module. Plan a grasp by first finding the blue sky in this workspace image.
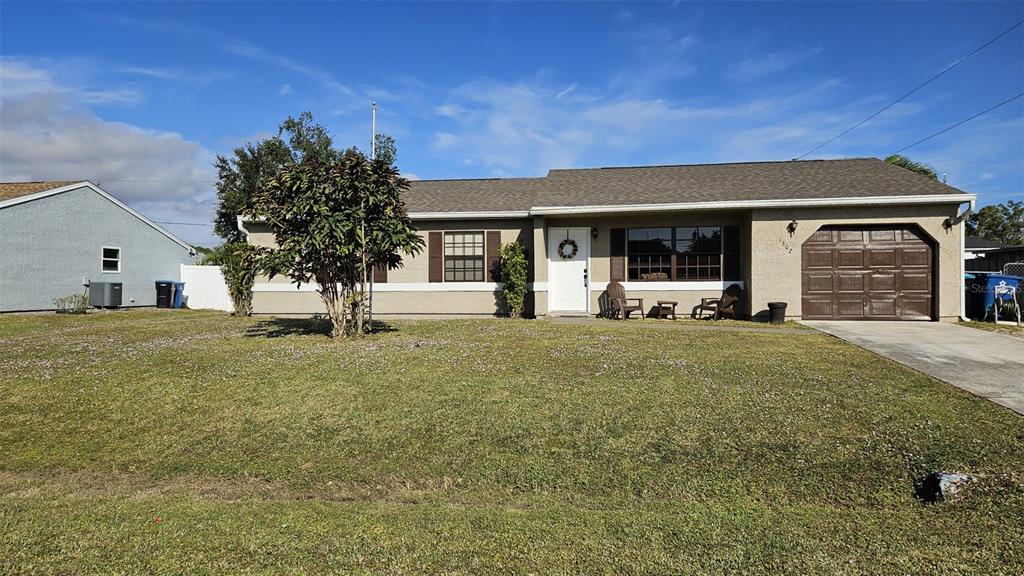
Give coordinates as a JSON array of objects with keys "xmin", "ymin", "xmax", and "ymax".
[{"xmin": 2, "ymin": 1, "xmax": 1022, "ymax": 246}]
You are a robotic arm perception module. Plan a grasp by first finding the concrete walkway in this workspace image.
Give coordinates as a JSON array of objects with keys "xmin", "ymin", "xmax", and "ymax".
[{"xmin": 804, "ymin": 321, "xmax": 1024, "ymax": 416}]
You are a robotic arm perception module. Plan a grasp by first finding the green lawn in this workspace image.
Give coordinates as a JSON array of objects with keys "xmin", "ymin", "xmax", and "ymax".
[
  {"xmin": 1, "ymin": 310, "xmax": 1022, "ymax": 575},
  {"xmin": 959, "ymin": 320, "xmax": 1024, "ymax": 338}
]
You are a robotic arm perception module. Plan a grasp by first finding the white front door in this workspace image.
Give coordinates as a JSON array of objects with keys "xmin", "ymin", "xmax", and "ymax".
[{"xmin": 548, "ymin": 227, "xmax": 590, "ymax": 313}]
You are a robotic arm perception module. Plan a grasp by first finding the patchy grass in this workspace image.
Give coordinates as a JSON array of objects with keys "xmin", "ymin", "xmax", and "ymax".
[
  {"xmin": 960, "ymin": 320, "xmax": 1024, "ymax": 338},
  {"xmin": 1, "ymin": 310, "xmax": 1022, "ymax": 575}
]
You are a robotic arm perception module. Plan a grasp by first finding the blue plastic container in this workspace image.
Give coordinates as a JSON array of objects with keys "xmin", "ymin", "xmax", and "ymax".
[
  {"xmin": 172, "ymin": 282, "xmax": 186, "ymax": 309},
  {"xmin": 965, "ymin": 273, "xmax": 1022, "ymax": 321}
]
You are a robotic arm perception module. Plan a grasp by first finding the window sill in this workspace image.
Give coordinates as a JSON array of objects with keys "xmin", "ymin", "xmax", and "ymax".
[{"xmin": 595, "ymin": 280, "xmax": 744, "ymax": 291}]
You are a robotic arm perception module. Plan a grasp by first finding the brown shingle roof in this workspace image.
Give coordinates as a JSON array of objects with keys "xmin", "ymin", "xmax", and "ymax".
[
  {"xmin": 402, "ymin": 158, "xmax": 969, "ymax": 213},
  {"xmin": 0, "ymin": 181, "xmax": 80, "ymax": 202},
  {"xmin": 405, "ymin": 177, "xmax": 542, "ymax": 213}
]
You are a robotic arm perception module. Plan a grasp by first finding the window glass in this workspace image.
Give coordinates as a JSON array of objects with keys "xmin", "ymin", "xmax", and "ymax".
[
  {"xmin": 674, "ymin": 226, "xmax": 721, "ymax": 280},
  {"xmin": 625, "ymin": 226, "xmax": 739, "ymax": 281},
  {"xmin": 102, "ymin": 247, "xmax": 120, "ymax": 272},
  {"xmin": 444, "ymin": 232, "xmax": 484, "ymax": 282},
  {"xmin": 627, "ymin": 228, "xmax": 672, "ymax": 280}
]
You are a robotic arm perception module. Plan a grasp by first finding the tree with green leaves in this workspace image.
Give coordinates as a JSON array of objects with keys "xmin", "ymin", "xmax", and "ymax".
[
  {"xmin": 966, "ymin": 200, "xmax": 1024, "ymax": 246},
  {"xmin": 884, "ymin": 154, "xmax": 938, "ymax": 180},
  {"xmin": 373, "ymin": 133, "xmax": 397, "ymax": 166},
  {"xmin": 213, "ymin": 112, "xmax": 338, "ymax": 242},
  {"xmin": 251, "ymin": 150, "xmax": 423, "ymax": 337}
]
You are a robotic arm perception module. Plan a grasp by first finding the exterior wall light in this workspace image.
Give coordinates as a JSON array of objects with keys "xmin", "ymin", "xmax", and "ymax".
[
  {"xmin": 787, "ymin": 220, "xmax": 798, "ymax": 236},
  {"xmin": 591, "ymin": 227, "xmax": 599, "ymax": 239}
]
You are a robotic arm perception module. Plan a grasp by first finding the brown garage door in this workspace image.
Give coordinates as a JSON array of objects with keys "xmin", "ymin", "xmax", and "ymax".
[{"xmin": 802, "ymin": 226, "xmax": 933, "ymax": 320}]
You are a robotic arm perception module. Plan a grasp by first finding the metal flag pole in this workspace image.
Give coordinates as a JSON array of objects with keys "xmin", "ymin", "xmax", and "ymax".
[{"xmin": 368, "ymin": 102, "xmax": 377, "ymax": 331}]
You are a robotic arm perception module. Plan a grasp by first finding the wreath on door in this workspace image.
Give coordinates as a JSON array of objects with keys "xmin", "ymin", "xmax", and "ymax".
[{"xmin": 557, "ymin": 238, "xmax": 579, "ymax": 259}]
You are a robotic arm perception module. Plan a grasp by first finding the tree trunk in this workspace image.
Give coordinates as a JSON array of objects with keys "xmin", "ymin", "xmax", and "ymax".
[{"xmin": 317, "ymin": 274, "xmax": 346, "ymax": 338}]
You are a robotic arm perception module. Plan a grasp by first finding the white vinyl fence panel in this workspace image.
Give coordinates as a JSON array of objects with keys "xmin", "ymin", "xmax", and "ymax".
[{"xmin": 180, "ymin": 265, "xmax": 233, "ymax": 312}]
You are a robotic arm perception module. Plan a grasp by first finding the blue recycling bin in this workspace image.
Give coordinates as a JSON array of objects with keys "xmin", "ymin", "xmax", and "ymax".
[
  {"xmin": 965, "ymin": 272, "xmax": 1022, "ymax": 321},
  {"xmin": 172, "ymin": 282, "xmax": 186, "ymax": 309}
]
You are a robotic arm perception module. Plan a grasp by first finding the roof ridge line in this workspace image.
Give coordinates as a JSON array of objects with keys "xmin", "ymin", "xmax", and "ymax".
[{"xmin": 547, "ymin": 157, "xmax": 881, "ymax": 174}]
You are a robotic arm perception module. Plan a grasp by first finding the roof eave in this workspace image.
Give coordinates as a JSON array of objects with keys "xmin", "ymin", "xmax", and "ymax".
[
  {"xmin": 529, "ymin": 194, "xmax": 975, "ymax": 215},
  {"xmin": 408, "ymin": 210, "xmax": 531, "ymax": 220}
]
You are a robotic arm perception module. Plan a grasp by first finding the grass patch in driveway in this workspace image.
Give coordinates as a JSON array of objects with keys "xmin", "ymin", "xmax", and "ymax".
[
  {"xmin": 959, "ymin": 320, "xmax": 1024, "ymax": 338},
  {"xmin": 1, "ymin": 310, "xmax": 1022, "ymax": 574}
]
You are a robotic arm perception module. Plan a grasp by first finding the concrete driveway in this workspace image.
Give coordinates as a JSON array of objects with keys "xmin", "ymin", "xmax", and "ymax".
[{"xmin": 803, "ymin": 321, "xmax": 1024, "ymax": 416}]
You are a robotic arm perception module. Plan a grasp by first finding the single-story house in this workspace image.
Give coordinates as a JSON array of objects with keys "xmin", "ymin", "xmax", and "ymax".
[
  {"xmin": 0, "ymin": 181, "xmax": 195, "ymax": 312},
  {"xmin": 240, "ymin": 158, "xmax": 975, "ymax": 321},
  {"xmin": 964, "ymin": 236, "xmax": 1024, "ymax": 274}
]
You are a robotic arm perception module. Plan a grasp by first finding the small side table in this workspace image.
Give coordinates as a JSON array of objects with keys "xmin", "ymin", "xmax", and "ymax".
[{"xmin": 655, "ymin": 300, "xmax": 678, "ymax": 320}]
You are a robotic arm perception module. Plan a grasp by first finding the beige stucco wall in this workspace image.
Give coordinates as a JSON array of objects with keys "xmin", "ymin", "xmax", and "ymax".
[
  {"xmin": 253, "ymin": 290, "xmax": 506, "ymax": 316},
  {"xmin": 747, "ymin": 204, "xmax": 962, "ymax": 321},
  {"xmin": 245, "ymin": 203, "xmax": 965, "ymax": 321},
  {"xmin": 247, "ymin": 219, "xmax": 535, "ymax": 316}
]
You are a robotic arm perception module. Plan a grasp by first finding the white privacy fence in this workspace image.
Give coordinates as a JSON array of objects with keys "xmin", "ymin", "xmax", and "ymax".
[{"xmin": 179, "ymin": 265, "xmax": 233, "ymax": 312}]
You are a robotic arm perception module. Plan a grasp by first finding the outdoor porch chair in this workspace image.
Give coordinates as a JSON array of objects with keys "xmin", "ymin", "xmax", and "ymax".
[
  {"xmin": 606, "ymin": 281, "xmax": 645, "ymax": 320},
  {"xmin": 693, "ymin": 283, "xmax": 743, "ymax": 320}
]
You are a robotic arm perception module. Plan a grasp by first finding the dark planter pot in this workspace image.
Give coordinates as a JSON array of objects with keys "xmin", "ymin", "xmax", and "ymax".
[{"xmin": 767, "ymin": 302, "xmax": 788, "ymax": 324}]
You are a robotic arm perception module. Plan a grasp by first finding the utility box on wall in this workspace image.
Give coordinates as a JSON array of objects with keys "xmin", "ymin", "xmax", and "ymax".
[{"xmin": 89, "ymin": 282, "xmax": 123, "ymax": 308}]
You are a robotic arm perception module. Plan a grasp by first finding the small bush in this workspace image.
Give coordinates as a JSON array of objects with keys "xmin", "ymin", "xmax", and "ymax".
[
  {"xmin": 499, "ymin": 242, "xmax": 528, "ymax": 318},
  {"xmin": 53, "ymin": 293, "xmax": 89, "ymax": 314},
  {"xmin": 220, "ymin": 242, "xmax": 257, "ymax": 316}
]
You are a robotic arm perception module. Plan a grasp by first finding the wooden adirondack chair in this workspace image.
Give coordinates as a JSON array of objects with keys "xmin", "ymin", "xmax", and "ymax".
[
  {"xmin": 695, "ymin": 284, "xmax": 743, "ymax": 320},
  {"xmin": 607, "ymin": 281, "xmax": 644, "ymax": 320}
]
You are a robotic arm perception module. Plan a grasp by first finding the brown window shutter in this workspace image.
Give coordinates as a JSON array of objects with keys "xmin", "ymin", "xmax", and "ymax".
[
  {"xmin": 372, "ymin": 265, "xmax": 387, "ymax": 284},
  {"xmin": 610, "ymin": 228, "xmax": 626, "ymax": 281},
  {"xmin": 486, "ymin": 231, "xmax": 502, "ymax": 282},
  {"xmin": 428, "ymin": 231, "xmax": 443, "ymax": 282}
]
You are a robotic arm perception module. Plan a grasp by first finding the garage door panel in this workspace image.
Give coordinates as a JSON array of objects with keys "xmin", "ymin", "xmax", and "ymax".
[
  {"xmin": 899, "ymin": 272, "xmax": 931, "ymax": 292},
  {"xmin": 901, "ymin": 297, "xmax": 932, "ymax": 319},
  {"xmin": 802, "ymin": 296, "xmax": 833, "ymax": 318},
  {"xmin": 836, "ymin": 298, "xmax": 867, "ymax": 318},
  {"xmin": 868, "ymin": 273, "xmax": 896, "ymax": 292},
  {"xmin": 807, "ymin": 229, "xmax": 834, "ymax": 243},
  {"xmin": 837, "ymin": 250, "xmax": 864, "ymax": 268},
  {"xmin": 868, "ymin": 297, "xmax": 897, "ymax": 317},
  {"xmin": 804, "ymin": 249, "xmax": 833, "ymax": 268},
  {"xmin": 901, "ymin": 248, "xmax": 930, "ymax": 267},
  {"xmin": 805, "ymin": 273, "xmax": 833, "ymax": 293},
  {"xmin": 836, "ymin": 273, "xmax": 865, "ymax": 293},
  {"xmin": 869, "ymin": 229, "xmax": 897, "ymax": 242},
  {"xmin": 801, "ymin": 225, "xmax": 932, "ymax": 321},
  {"xmin": 867, "ymin": 248, "xmax": 896, "ymax": 267}
]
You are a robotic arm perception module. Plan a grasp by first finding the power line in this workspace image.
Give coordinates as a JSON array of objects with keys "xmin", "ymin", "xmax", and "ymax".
[
  {"xmin": 888, "ymin": 91, "xmax": 1024, "ymax": 156},
  {"xmin": 797, "ymin": 18, "xmax": 1024, "ymax": 159}
]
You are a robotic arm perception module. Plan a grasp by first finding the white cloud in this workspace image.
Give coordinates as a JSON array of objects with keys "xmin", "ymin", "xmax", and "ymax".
[
  {"xmin": 554, "ymin": 83, "xmax": 577, "ymax": 101},
  {"xmin": 278, "ymin": 83, "xmax": 292, "ymax": 96},
  {"xmin": 0, "ymin": 58, "xmax": 142, "ymax": 105},
  {"xmin": 433, "ymin": 132, "xmax": 457, "ymax": 149},
  {"xmin": 0, "ymin": 59, "xmax": 218, "ymax": 245},
  {"xmin": 726, "ymin": 48, "xmax": 823, "ymax": 82},
  {"xmin": 421, "ymin": 73, "xmax": 947, "ymax": 176}
]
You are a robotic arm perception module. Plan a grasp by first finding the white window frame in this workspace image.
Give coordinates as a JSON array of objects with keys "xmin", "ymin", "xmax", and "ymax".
[{"xmin": 101, "ymin": 246, "xmax": 121, "ymax": 273}]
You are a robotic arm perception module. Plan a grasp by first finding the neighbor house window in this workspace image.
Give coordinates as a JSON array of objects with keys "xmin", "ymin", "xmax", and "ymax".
[
  {"xmin": 444, "ymin": 232, "xmax": 484, "ymax": 281},
  {"xmin": 101, "ymin": 247, "xmax": 121, "ymax": 273},
  {"xmin": 627, "ymin": 226, "xmax": 740, "ymax": 281}
]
